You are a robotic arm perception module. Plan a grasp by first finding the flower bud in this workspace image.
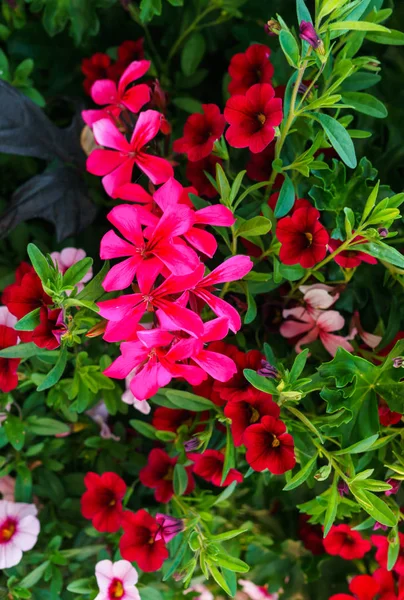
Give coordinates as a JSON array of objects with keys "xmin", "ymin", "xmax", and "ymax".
[
  {"xmin": 385, "ymin": 478, "xmax": 401, "ymax": 496},
  {"xmin": 299, "ymin": 21, "xmax": 324, "ymax": 54},
  {"xmin": 155, "ymin": 514, "xmax": 184, "ymax": 542},
  {"xmin": 393, "ymin": 356, "xmax": 404, "ymax": 368},
  {"xmin": 184, "ymin": 437, "xmax": 201, "ymax": 452},
  {"xmin": 378, "ymin": 227, "xmax": 388, "ymax": 238},
  {"xmin": 337, "ymin": 481, "xmax": 349, "ymax": 497},
  {"xmin": 373, "ymin": 522, "xmax": 388, "ymax": 531},
  {"xmin": 257, "ymin": 359, "xmax": 278, "ymax": 379},
  {"xmin": 265, "ymin": 19, "xmax": 281, "ymax": 36}
]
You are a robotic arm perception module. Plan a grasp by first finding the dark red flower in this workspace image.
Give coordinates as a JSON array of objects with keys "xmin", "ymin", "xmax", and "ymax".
[
  {"xmin": 246, "ymin": 144, "xmax": 276, "ymax": 182},
  {"xmin": 213, "ymin": 347, "xmax": 271, "ymax": 403},
  {"xmin": 173, "ymin": 104, "xmax": 225, "ymax": 162},
  {"xmin": 81, "ymin": 472, "xmax": 126, "ymax": 532},
  {"xmin": 152, "ymin": 407, "xmax": 207, "ymax": 433},
  {"xmin": 0, "ymin": 325, "xmax": 20, "ymax": 393},
  {"xmin": 193, "ymin": 376, "xmax": 225, "ymax": 407},
  {"xmin": 329, "ymin": 574, "xmax": 380, "ymax": 600},
  {"xmin": 299, "ymin": 21, "xmax": 323, "ymax": 49},
  {"xmin": 243, "ymin": 415, "xmax": 296, "ymax": 474},
  {"xmin": 379, "ymin": 400, "xmax": 402, "ymax": 427},
  {"xmin": 225, "ymin": 83, "xmax": 283, "ymax": 154},
  {"xmin": 186, "ymin": 154, "xmax": 222, "ymax": 198},
  {"xmin": 324, "ymin": 524, "xmax": 371, "ymax": 560},
  {"xmin": 106, "ymin": 39, "xmax": 145, "ymax": 82},
  {"xmin": 188, "ymin": 449, "xmax": 243, "ymax": 487},
  {"xmin": 228, "ymin": 44, "xmax": 274, "ymax": 95},
  {"xmin": 139, "ymin": 448, "xmax": 194, "ymax": 503},
  {"xmin": 372, "ymin": 533, "xmax": 404, "ymax": 575},
  {"xmin": 276, "ymin": 206, "xmax": 329, "ymax": 268},
  {"xmin": 2, "ymin": 270, "xmax": 52, "ymax": 320},
  {"xmin": 27, "ymin": 307, "xmax": 65, "ymax": 350},
  {"xmin": 298, "ymin": 515, "xmax": 325, "ymax": 555},
  {"xmin": 120, "ymin": 509, "xmax": 169, "ymax": 572},
  {"xmin": 224, "ymin": 396, "xmax": 280, "ymax": 446},
  {"xmin": 81, "ymin": 52, "xmax": 112, "ymax": 95},
  {"xmin": 328, "ymin": 236, "xmax": 377, "ymax": 269}
]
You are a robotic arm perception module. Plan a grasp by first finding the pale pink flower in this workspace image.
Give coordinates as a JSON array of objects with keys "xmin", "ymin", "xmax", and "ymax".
[
  {"xmin": 122, "ymin": 370, "xmax": 151, "ymax": 414},
  {"xmin": 82, "ymin": 60, "xmax": 151, "ymax": 126},
  {"xmin": 94, "ymin": 559, "xmax": 140, "ymax": 600},
  {"xmin": 51, "ymin": 247, "xmax": 93, "ymax": 292},
  {"xmin": 86, "ymin": 401, "xmax": 120, "ymax": 441},
  {"xmin": 0, "ymin": 476, "xmax": 16, "ymax": 501},
  {"xmin": 0, "ymin": 500, "xmax": 40, "ymax": 569},
  {"xmin": 280, "ymin": 309, "xmax": 353, "ymax": 357},
  {"xmin": 350, "ymin": 311, "xmax": 382, "ymax": 349},
  {"xmin": 0, "ymin": 306, "xmax": 17, "ymax": 328},
  {"xmin": 184, "ymin": 584, "xmax": 214, "ymax": 600},
  {"xmin": 298, "ymin": 283, "xmax": 339, "ymax": 314},
  {"xmin": 238, "ymin": 580, "xmax": 278, "ymax": 600}
]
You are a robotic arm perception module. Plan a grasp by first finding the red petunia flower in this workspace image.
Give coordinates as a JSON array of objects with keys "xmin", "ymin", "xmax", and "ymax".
[
  {"xmin": 329, "ymin": 574, "xmax": 380, "ymax": 600},
  {"xmin": 243, "ymin": 415, "xmax": 296, "ymax": 474},
  {"xmin": 372, "ymin": 533, "xmax": 404, "ymax": 575},
  {"xmin": 378, "ymin": 400, "xmax": 402, "ymax": 427},
  {"xmin": 225, "ymin": 83, "xmax": 283, "ymax": 154},
  {"xmin": 328, "ymin": 235, "xmax": 377, "ymax": 269},
  {"xmin": 185, "ymin": 154, "xmax": 222, "ymax": 198},
  {"xmin": 2, "ymin": 269, "xmax": 52, "ymax": 320},
  {"xmin": 120, "ymin": 509, "xmax": 169, "ymax": 572},
  {"xmin": 81, "ymin": 52, "xmax": 112, "ymax": 95},
  {"xmin": 81, "ymin": 472, "xmax": 127, "ymax": 532},
  {"xmin": 224, "ymin": 395, "xmax": 280, "ymax": 446},
  {"xmin": 324, "ymin": 525, "xmax": 372, "ymax": 560},
  {"xmin": 173, "ymin": 104, "xmax": 225, "ymax": 162},
  {"xmin": 213, "ymin": 347, "xmax": 271, "ymax": 403},
  {"xmin": 0, "ymin": 322, "xmax": 20, "ymax": 393},
  {"xmin": 276, "ymin": 206, "xmax": 329, "ymax": 268},
  {"xmin": 193, "ymin": 374, "xmax": 225, "ymax": 407},
  {"xmin": 246, "ymin": 144, "xmax": 275, "ymax": 182},
  {"xmin": 139, "ymin": 448, "xmax": 194, "ymax": 503},
  {"xmin": 152, "ymin": 407, "xmax": 207, "ymax": 433},
  {"xmin": 298, "ymin": 515, "xmax": 325, "ymax": 555},
  {"xmin": 28, "ymin": 307, "xmax": 66, "ymax": 350},
  {"xmin": 188, "ymin": 449, "xmax": 243, "ymax": 487},
  {"xmin": 228, "ymin": 44, "xmax": 274, "ymax": 95}
]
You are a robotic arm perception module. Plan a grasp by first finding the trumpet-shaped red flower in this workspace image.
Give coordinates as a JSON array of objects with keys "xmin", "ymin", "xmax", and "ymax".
[
  {"xmin": 81, "ymin": 52, "xmax": 113, "ymax": 95},
  {"xmin": 246, "ymin": 144, "xmax": 275, "ymax": 182},
  {"xmin": 104, "ymin": 328, "xmax": 206, "ymax": 400},
  {"xmin": 27, "ymin": 307, "xmax": 66, "ymax": 350},
  {"xmin": 152, "ymin": 407, "xmax": 207, "ymax": 433},
  {"xmin": 298, "ymin": 515, "xmax": 325, "ymax": 555},
  {"xmin": 188, "ymin": 449, "xmax": 243, "ymax": 487},
  {"xmin": 378, "ymin": 400, "xmax": 402, "ymax": 427},
  {"xmin": 2, "ymin": 269, "xmax": 52, "ymax": 320},
  {"xmin": 276, "ymin": 206, "xmax": 329, "ymax": 268},
  {"xmin": 120, "ymin": 509, "xmax": 169, "ymax": 572},
  {"xmin": 82, "ymin": 60, "xmax": 151, "ymax": 126},
  {"xmin": 224, "ymin": 84, "xmax": 283, "ymax": 154},
  {"xmin": 324, "ymin": 525, "xmax": 371, "ymax": 560},
  {"xmin": 329, "ymin": 575, "xmax": 380, "ymax": 600},
  {"xmin": 189, "ymin": 256, "xmax": 253, "ymax": 333},
  {"xmin": 243, "ymin": 415, "xmax": 296, "ymax": 474},
  {"xmin": 372, "ymin": 533, "xmax": 404, "ymax": 575},
  {"xmin": 100, "ymin": 202, "xmax": 199, "ymax": 291},
  {"xmin": 213, "ymin": 347, "xmax": 270, "ymax": 403},
  {"xmin": 224, "ymin": 396, "xmax": 280, "ymax": 446},
  {"xmin": 139, "ymin": 448, "xmax": 194, "ymax": 502},
  {"xmin": 87, "ymin": 112, "xmax": 173, "ymax": 195},
  {"xmin": 186, "ymin": 154, "xmax": 222, "ymax": 198},
  {"xmin": 228, "ymin": 44, "xmax": 274, "ymax": 95},
  {"xmin": 0, "ymin": 310, "xmax": 20, "ymax": 393},
  {"xmin": 328, "ymin": 236, "xmax": 377, "ymax": 269},
  {"xmin": 173, "ymin": 104, "xmax": 225, "ymax": 162},
  {"xmin": 98, "ymin": 270, "xmax": 204, "ymax": 342},
  {"xmin": 81, "ymin": 472, "xmax": 126, "ymax": 532}
]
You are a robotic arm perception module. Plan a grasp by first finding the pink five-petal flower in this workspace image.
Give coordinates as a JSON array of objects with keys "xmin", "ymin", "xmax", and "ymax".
[
  {"xmin": 104, "ymin": 329, "xmax": 206, "ymax": 400},
  {"xmin": 350, "ymin": 311, "xmax": 382, "ymax": 349},
  {"xmin": 100, "ymin": 202, "xmax": 200, "ymax": 291},
  {"xmin": 82, "ymin": 60, "xmax": 151, "ymax": 126},
  {"xmin": 50, "ymin": 247, "xmax": 93, "ymax": 292},
  {"xmin": 188, "ymin": 256, "xmax": 253, "ymax": 333},
  {"xmin": 94, "ymin": 559, "xmax": 140, "ymax": 600},
  {"xmin": 98, "ymin": 270, "xmax": 204, "ymax": 342},
  {"xmin": 87, "ymin": 112, "xmax": 173, "ymax": 195},
  {"xmin": 0, "ymin": 501, "xmax": 40, "ymax": 569},
  {"xmin": 280, "ymin": 309, "xmax": 353, "ymax": 357}
]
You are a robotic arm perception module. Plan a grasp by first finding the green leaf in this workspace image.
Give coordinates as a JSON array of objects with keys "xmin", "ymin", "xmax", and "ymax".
[
  {"xmin": 351, "ymin": 488, "xmax": 397, "ymax": 527},
  {"xmin": 243, "ymin": 369, "xmax": 278, "ymax": 395},
  {"xmin": 275, "ymin": 175, "xmax": 295, "ymax": 218},
  {"xmin": 19, "ymin": 561, "xmax": 50, "ymax": 589},
  {"xmin": 181, "ymin": 32, "xmax": 206, "ymax": 77},
  {"xmin": 37, "ymin": 346, "xmax": 68, "ymax": 391},
  {"xmin": 26, "ymin": 417, "xmax": 70, "ymax": 436},
  {"xmin": 129, "ymin": 419, "xmax": 157, "ymax": 439},
  {"xmin": 318, "ymin": 0, "xmax": 349, "ymax": 21},
  {"xmin": 244, "ymin": 284, "xmax": 257, "ymax": 325},
  {"xmin": 209, "ymin": 565, "xmax": 233, "ymax": 596},
  {"xmin": 352, "ymin": 242, "xmax": 404, "ymax": 269},
  {"xmin": 324, "ymin": 476, "xmax": 339, "ymax": 536},
  {"xmin": 66, "ymin": 579, "xmax": 94, "ymax": 594},
  {"xmin": 163, "ymin": 535, "xmax": 188, "ymax": 581},
  {"xmin": 316, "ymin": 113, "xmax": 357, "ymax": 168},
  {"xmin": 210, "ymin": 480, "xmax": 238, "ymax": 507},
  {"xmin": 214, "ymin": 552, "xmax": 249, "ymax": 573},
  {"xmin": 279, "ymin": 30, "xmax": 300, "ymax": 68},
  {"xmin": 27, "ymin": 243, "xmax": 52, "ymax": 283},
  {"xmin": 296, "ymin": 0, "xmax": 313, "ymax": 24},
  {"xmin": 15, "ymin": 464, "xmax": 33, "ymax": 502},
  {"xmin": 289, "ymin": 348, "xmax": 309, "ymax": 382},
  {"xmin": 4, "ymin": 415, "xmax": 26, "ymax": 451},
  {"xmin": 341, "ymin": 92, "xmax": 388, "ymax": 118},
  {"xmin": 221, "ymin": 424, "xmax": 236, "ymax": 485},
  {"xmin": 216, "ymin": 163, "xmax": 231, "ymax": 206},
  {"xmin": 329, "ymin": 21, "xmax": 390, "ymax": 33},
  {"xmin": 362, "ymin": 181, "xmax": 380, "ymax": 222},
  {"xmin": 230, "ymin": 170, "xmax": 246, "ymax": 204},
  {"xmin": 334, "ymin": 434, "xmax": 379, "ymax": 455},
  {"xmin": 283, "ymin": 454, "xmax": 317, "ymax": 491},
  {"xmin": 0, "ymin": 342, "xmax": 45, "ymax": 359},
  {"xmin": 76, "ymin": 261, "xmax": 109, "ymax": 302},
  {"xmin": 139, "ymin": 0, "xmax": 162, "ymax": 23},
  {"xmin": 164, "ymin": 389, "xmax": 214, "ymax": 412},
  {"xmin": 366, "ymin": 29, "xmax": 404, "ymax": 45},
  {"xmin": 236, "ymin": 216, "xmax": 271, "ymax": 237},
  {"xmin": 173, "ymin": 463, "xmax": 189, "ymax": 496},
  {"xmin": 387, "ymin": 528, "xmax": 400, "ymax": 571},
  {"xmin": 210, "ymin": 527, "xmax": 248, "ymax": 542},
  {"xmin": 14, "ymin": 308, "xmax": 41, "ymax": 331},
  {"xmin": 172, "ymin": 97, "xmax": 203, "ymax": 113},
  {"xmin": 63, "ymin": 257, "xmax": 93, "ymax": 287}
]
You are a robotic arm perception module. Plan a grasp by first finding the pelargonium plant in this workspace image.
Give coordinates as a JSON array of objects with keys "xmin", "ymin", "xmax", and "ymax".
[{"xmin": 1, "ymin": 0, "xmax": 404, "ymax": 598}]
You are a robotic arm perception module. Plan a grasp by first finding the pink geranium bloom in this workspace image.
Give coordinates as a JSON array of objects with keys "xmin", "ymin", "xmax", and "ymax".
[
  {"xmin": 82, "ymin": 60, "xmax": 151, "ymax": 126},
  {"xmin": 224, "ymin": 83, "xmax": 283, "ymax": 154},
  {"xmin": 238, "ymin": 579, "xmax": 278, "ymax": 600},
  {"xmin": 100, "ymin": 201, "xmax": 200, "ymax": 291},
  {"xmin": 94, "ymin": 559, "xmax": 140, "ymax": 600},
  {"xmin": 188, "ymin": 256, "xmax": 253, "ymax": 333},
  {"xmin": 87, "ymin": 112, "xmax": 173, "ymax": 195},
  {"xmin": 0, "ymin": 500, "xmax": 40, "ymax": 569},
  {"xmin": 280, "ymin": 309, "xmax": 354, "ymax": 356},
  {"xmin": 0, "ymin": 306, "xmax": 17, "ymax": 329},
  {"xmin": 298, "ymin": 283, "xmax": 339, "ymax": 315},
  {"xmin": 350, "ymin": 311, "xmax": 382, "ymax": 349},
  {"xmin": 184, "ymin": 585, "xmax": 214, "ymax": 600},
  {"xmin": 98, "ymin": 270, "xmax": 204, "ymax": 342},
  {"xmin": 51, "ymin": 247, "xmax": 93, "ymax": 292}
]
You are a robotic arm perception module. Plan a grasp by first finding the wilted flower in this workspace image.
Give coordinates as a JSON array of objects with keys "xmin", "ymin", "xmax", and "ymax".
[{"xmin": 264, "ymin": 19, "xmax": 281, "ymax": 36}]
